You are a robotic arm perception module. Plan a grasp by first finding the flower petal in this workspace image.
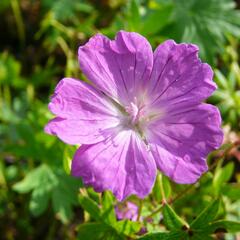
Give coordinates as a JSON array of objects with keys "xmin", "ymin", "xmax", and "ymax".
[
  {"xmin": 71, "ymin": 130, "xmax": 157, "ymax": 201},
  {"xmin": 115, "ymin": 202, "xmax": 139, "ymax": 221},
  {"xmin": 78, "ymin": 31, "xmax": 153, "ymax": 104},
  {"xmin": 45, "ymin": 78, "xmax": 120, "ymax": 144},
  {"xmin": 146, "ymin": 104, "xmax": 223, "ymax": 184},
  {"xmin": 148, "ymin": 40, "xmax": 216, "ymax": 108}
]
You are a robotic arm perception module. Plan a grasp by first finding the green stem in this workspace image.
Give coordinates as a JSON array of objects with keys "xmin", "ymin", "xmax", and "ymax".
[
  {"xmin": 137, "ymin": 199, "xmax": 143, "ymax": 221},
  {"xmin": 145, "ymin": 184, "xmax": 195, "ymax": 219},
  {"xmin": 145, "ymin": 204, "xmax": 163, "ymax": 220},
  {"xmin": 51, "ymin": 19, "xmax": 74, "ymax": 37},
  {"xmin": 10, "ymin": 0, "xmax": 25, "ymax": 45},
  {"xmin": 57, "ymin": 36, "xmax": 70, "ymax": 57},
  {"xmin": 159, "ymin": 173, "xmax": 166, "ymax": 204},
  {"xmin": 3, "ymin": 85, "xmax": 11, "ymax": 107}
]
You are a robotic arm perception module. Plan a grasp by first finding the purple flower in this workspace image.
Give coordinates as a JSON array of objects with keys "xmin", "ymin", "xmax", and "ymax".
[
  {"xmin": 45, "ymin": 31, "xmax": 223, "ymax": 201},
  {"xmin": 115, "ymin": 202, "xmax": 139, "ymax": 221}
]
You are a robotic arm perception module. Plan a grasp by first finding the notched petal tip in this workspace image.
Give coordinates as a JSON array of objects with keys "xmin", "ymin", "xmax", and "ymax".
[
  {"xmin": 78, "ymin": 33, "xmax": 109, "ymax": 56},
  {"xmin": 113, "ymin": 30, "xmax": 153, "ymax": 54},
  {"xmin": 77, "ymin": 30, "xmax": 154, "ymax": 102}
]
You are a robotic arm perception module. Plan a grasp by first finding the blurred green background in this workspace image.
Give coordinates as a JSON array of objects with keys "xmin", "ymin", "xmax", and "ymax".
[{"xmin": 1, "ymin": 0, "xmax": 240, "ymax": 239}]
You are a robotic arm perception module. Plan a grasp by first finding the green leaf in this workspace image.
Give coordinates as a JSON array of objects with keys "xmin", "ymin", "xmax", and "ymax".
[
  {"xmin": 52, "ymin": 176, "xmax": 79, "ymax": 223},
  {"xmin": 128, "ymin": 0, "xmax": 141, "ymax": 31},
  {"xmin": 138, "ymin": 231, "xmax": 187, "ymax": 240},
  {"xmin": 13, "ymin": 164, "xmax": 81, "ymax": 223},
  {"xmin": 63, "ymin": 145, "xmax": 76, "ymax": 174},
  {"xmin": 102, "ymin": 191, "xmax": 117, "ymax": 225},
  {"xmin": 29, "ymin": 187, "xmax": 51, "ymax": 216},
  {"xmin": 77, "ymin": 222, "xmax": 122, "ymax": 240},
  {"xmin": 0, "ymin": 52, "xmax": 26, "ymax": 88},
  {"xmin": 163, "ymin": 203, "xmax": 188, "ymax": 230},
  {"xmin": 43, "ymin": 0, "xmax": 94, "ymax": 21},
  {"xmin": 0, "ymin": 0, "xmax": 10, "ymax": 13},
  {"xmin": 190, "ymin": 199, "xmax": 221, "ymax": 229},
  {"xmin": 214, "ymin": 69, "xmax": 229, "ymax": 89},
  {"xmin": 222, "ymin": 183, "xmax": 240, "ymax": 200},
  {"xmin": 213, "ymin": 162, "xmax": 234, "ymax": 195},
  {"xmin": 152, "ymin": 174, "xmax": 172, "ymax": 202},
  {"xmin": 78, "ymin": 195, "xmax": 102, "ymax": 221},
  {"xmin": 141, "ymin": 5, "xmax": 173, "ymax": 36},
  {"xmin": 201, "ymin": 220, "xmax": 240, "ymax": 234},
  {"xmin": 13, "ymin": 165, "xmax": 47, "ymax": 193},
  {"xmin": 114, "ymin": 220, "xmax": 141, "ymax": 236},
  {"xmin": 167, "ymin": 0, "xmax": 240, "ymax": 64},
  {"xmin": 191, "ymin": 233, "xmax": 214, "ymax": 240}
]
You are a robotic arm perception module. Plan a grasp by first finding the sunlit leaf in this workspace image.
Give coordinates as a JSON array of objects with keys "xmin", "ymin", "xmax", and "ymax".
[
  {"xmin": 13, "ymin": 164, "xmax": 81, "ymax": 223},
  {"xmin": 165, "ymin": 0, "xmax": 240, "ymax": 64},
  {"xmin": 163, "ymin": 203, "xmax": 188, "ymax": 230}
]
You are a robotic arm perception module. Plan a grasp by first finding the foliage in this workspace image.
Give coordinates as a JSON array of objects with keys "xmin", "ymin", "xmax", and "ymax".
[{"xmin": 0, "ymin": 0, "xmax": 240, "ymax": 239}]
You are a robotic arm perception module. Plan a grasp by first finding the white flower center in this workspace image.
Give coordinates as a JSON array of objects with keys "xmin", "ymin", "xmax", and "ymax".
[
  {"xmin": 125, "ymin": 102, "xmax": 141, "ymax": 124},
  {"xmin": 124, "ymin": 97, "xmax": 145, "ymax": 126}
]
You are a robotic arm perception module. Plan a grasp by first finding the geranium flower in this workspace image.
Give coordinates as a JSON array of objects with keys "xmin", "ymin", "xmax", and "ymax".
[
  {"xmin": 115, "ymin": 201, "xmax": 139, "ymax": 221},
  {"xmin": 45, "ymin": 31, "xmax": 223, "ymax": 201}
]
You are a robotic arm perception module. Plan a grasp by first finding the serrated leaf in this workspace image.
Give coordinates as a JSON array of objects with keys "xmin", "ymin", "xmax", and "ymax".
[
  {"xmin": 163, "ymin": 203, "xmax": 188, "ymax": 231},
  {"xmin": 13, "ymin": 164, "xmax": 81, "ymax": 223},
  {"xmin": 13, "ymin": 164, "xmax": 55, "ymax": 193},
  {"xmin": 52, "ymin": 185, "xmax": 75, "ymax": 223},
  {"xmin": 29, "ymin": 187, "xmax": 51, "ymax": 216},
  {"xmin": 167, "ymin": 0, "xmax": 240, "ymax": 64},
  {"xmin": 43, "ymin": 0, "xmax": 93, "ymax": 22},
  {"xmin": 190, "ymin": 199, "xmax": 221, "ymax": 229}
]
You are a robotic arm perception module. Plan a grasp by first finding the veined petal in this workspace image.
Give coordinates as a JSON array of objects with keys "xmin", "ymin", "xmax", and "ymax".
[
  {"xmin": 71, "ymin": 130, "xmax": 157, "ymax": 201},
  {"xmin": 45, "ymin": 78, "xmax": 120, "ymax": 144},
  {"xmin": 45, "ymin": 117, "xmax": 119, "ymax": 145},
  {"xmin": 146, "ymin": 104, "xmax": 223, "ymax": 183},
  {"xmin": 148, "ymin": 40, "xmax": 216, "ymax": 108},
  {"xmin": 48, "ymin": 77, "xmax": 118, "ymax": 119},
  {"xmin": 78, "ymin": 31, "xmax": 153, "ymax": 104}
]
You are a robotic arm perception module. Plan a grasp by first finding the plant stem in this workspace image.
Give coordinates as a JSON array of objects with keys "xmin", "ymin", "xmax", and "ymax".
[
  {"xmin": 159, "ymin": 173, "xmax": 166, "ymax": 204},
  {"xmin": 137, "ymin": 199, "xmax": 143, "ymax": 221},
  {"xmin": 145, "ymin": 204, "xmax": 163, "ymax": 220},
  {"xmin": 10, "ymin": 0, "xmax": 25, "ymax": 45},
  {"xmin": 145, "ymin": 184, "xmax": 195, "ymax": 219}
]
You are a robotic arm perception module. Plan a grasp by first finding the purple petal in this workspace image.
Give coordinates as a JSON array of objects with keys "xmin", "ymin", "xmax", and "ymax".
[
  {"xmin": 148, "ymin": 40, "xmax": 216, "ymax": 108},
  {"xmin": 78, "ymin": 31, "xmax": 153, "ymax": 104},
  {"xmin": 71, "ymin": 130, "xmax": 156, "ymax": 201},
  {"xmin": 146, "ymin": 104, "xmax": 223, "ymax": 184},
  {"xmin": 44, "ymin": 78, "xmax": 120, "ymax": 144},
  {"xmin": 115, "ymin": 201, "xmax": 139, "ymax": 221}
]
